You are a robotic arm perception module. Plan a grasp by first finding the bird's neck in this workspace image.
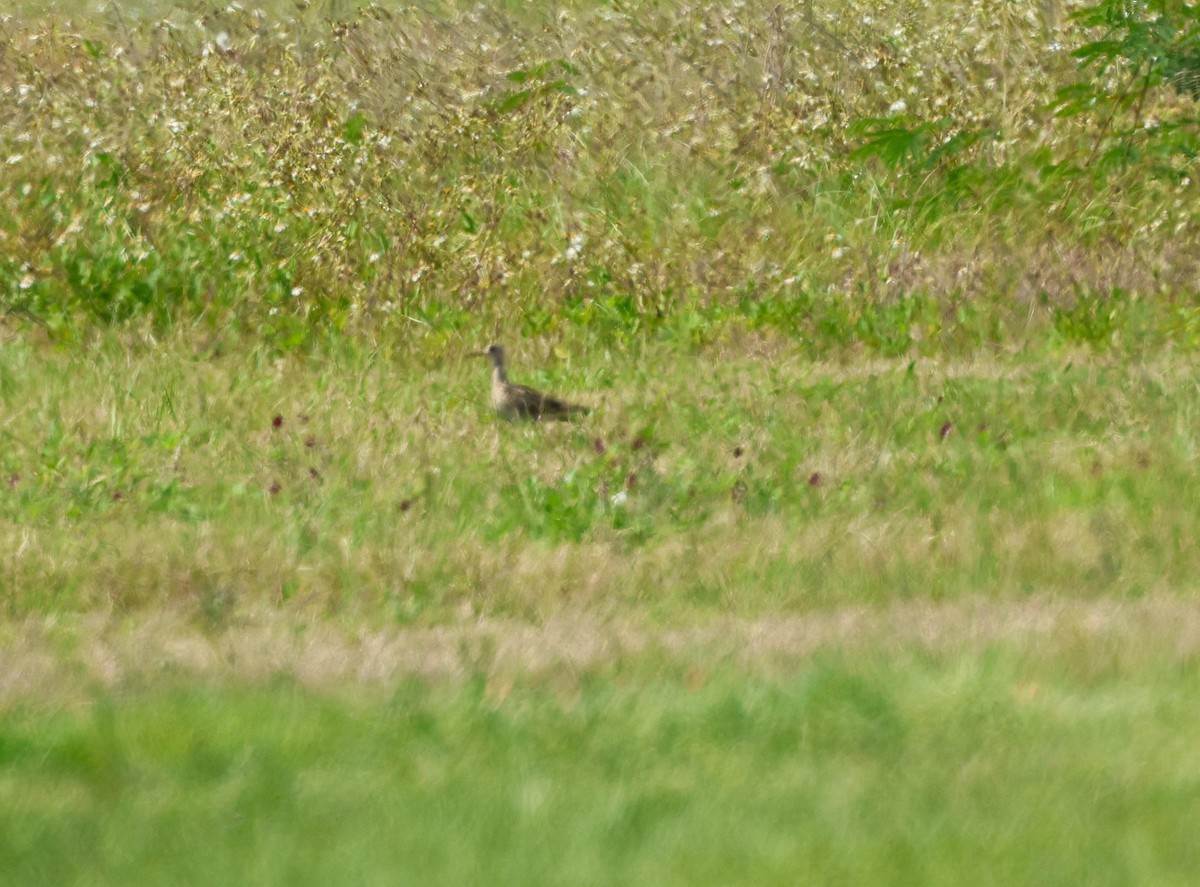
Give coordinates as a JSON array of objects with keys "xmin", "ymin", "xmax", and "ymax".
[{"xmin": 492, "ymin": 363, "xmax": 508, "ymax": 384}]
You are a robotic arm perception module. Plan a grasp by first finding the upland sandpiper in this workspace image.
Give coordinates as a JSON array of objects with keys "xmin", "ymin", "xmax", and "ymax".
[{"xmin": 475, "ymin": 344, "xmax": 591, "ymax": 420}]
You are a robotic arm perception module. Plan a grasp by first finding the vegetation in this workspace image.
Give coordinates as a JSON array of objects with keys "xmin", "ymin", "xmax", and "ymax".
[
  {"xmin": 2, "ymin": 0, "xmax": 1200, "ymax": 882},
  {"xmin": 5, "ymin": 649, "xmax": 1200, "ymax": 885}
]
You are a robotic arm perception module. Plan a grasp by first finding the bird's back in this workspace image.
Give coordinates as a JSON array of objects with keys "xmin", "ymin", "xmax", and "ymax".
[{"xmin": 494, "ymin": 377, "xmax": 588, "ymax": 421}]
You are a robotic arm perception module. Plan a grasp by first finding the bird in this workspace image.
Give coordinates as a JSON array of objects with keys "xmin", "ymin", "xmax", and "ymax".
[{"xmin": 474, "ymin": 344, "xmax": 591, "ymax": 421}]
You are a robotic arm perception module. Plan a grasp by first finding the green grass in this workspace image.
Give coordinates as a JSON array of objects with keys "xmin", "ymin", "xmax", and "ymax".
[
  {"xmin": 4, "ymin": 648, "xmax": 1200, "ymax": 886},
  {"xmin": 2, "ymin": 333, "xmax": 1198, "ymax": 620},
  {"xmin": 3, "ymin": 0, "xmax": 1200, "ymax": 882},
  {"xmin": 5, "ymin": 333, "xmax": 1200, "ymax": 883},
  {"xmin": 7, "ymin": 333, "xmax": 1200, "ymax": 624}
]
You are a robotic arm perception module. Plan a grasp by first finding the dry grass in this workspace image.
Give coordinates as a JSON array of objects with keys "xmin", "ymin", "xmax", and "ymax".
[
  {"xmin": 5, "ymin": 593, "xmax": 1200, "ymax": 710},
  {"xmin": 3, "ymin": 0, "xmax": 1199, "ymax": 342}
]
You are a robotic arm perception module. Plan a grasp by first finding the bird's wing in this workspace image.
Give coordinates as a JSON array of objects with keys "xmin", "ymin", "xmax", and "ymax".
[{"xmin": 510, "ymin": 383, "xmax": 589, "ymax": 419}]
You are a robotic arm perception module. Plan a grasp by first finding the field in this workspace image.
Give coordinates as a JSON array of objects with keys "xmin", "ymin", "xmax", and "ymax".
[{"xmin": 3, "ymin": 0, "xmax": 1200, "ymax": 882}]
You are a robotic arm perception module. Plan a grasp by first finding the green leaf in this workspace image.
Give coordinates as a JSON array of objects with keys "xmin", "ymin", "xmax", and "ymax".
[
  {"xmin": 90, "ymin": 152, "xmax": 125, "ymax": 189},
  {"xmin": 849, "ymin": 118, "xmax": 941, "ymax": 168},
  {"xmin": 342, "ymin": 112, "xmax": 367, "ymax": 144},
  {"xmin": 495, "ymin": 90, "xmax": 532, "ymax": 114}
]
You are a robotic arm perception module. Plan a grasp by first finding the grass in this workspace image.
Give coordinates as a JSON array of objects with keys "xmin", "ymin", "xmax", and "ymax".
[
  {"xmin": 4, "ymin": 645, "xmax": 1200, "ymax": 886},
  {"xmin": 2, "ymin": 333, "xmax": 1198, "ymax": 621},
  {"xmin": 3, "ymin": 0, "xmax": 1200, "ymax": 882}
]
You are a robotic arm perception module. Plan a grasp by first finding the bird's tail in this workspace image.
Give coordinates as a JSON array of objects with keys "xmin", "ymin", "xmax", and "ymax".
[{"xmin": 544, "ymin": 401, "xmax": 590, "ymax": 420}]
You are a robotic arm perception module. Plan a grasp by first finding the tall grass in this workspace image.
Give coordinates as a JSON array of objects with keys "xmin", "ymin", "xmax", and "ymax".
[{"xmin": 2, "ymin": 0, "xmax": 1198, "ymax": 350}]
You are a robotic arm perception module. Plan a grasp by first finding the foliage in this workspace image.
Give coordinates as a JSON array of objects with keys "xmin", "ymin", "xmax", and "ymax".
[
  {"xmin": 2, "ymin": 3, "xmax": 1200, "ymax": 881},
  {"xmin": 0, "ymin": 0, "xmax": 1198, "ymax": 347},
  {"xmin": 1053, "ymin": 0, "xmax": 1200, "ymax": 175}
]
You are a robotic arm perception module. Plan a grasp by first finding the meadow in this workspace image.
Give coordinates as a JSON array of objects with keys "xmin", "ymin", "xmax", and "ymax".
[{"xmin": 3, "ymin": 0, "xmax": 1200, "ymax": 882}]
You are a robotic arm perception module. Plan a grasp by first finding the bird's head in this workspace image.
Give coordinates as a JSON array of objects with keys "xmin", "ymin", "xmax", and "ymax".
[{"xmin": 475, "ymin": 343, "xmax": 505, "ymax": 368}]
